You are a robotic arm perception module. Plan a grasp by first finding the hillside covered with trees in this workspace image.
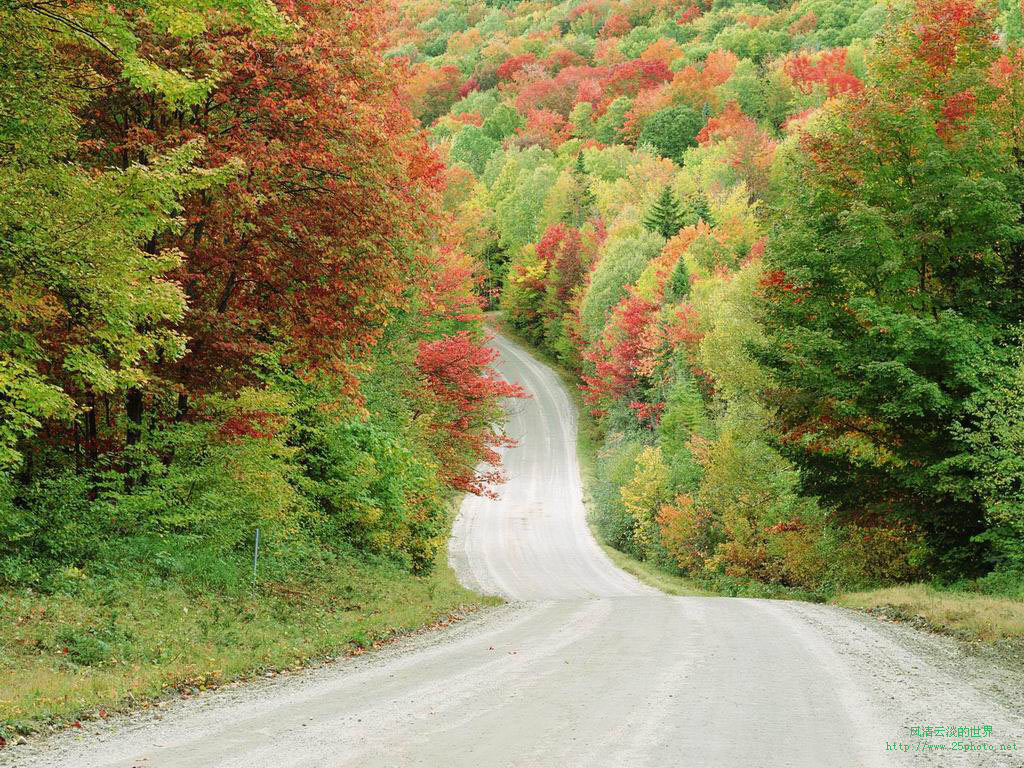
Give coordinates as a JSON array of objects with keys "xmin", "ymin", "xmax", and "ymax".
[{"xmin": 389, "ymin": 0, "xmax": 1024, "ymax": 597}]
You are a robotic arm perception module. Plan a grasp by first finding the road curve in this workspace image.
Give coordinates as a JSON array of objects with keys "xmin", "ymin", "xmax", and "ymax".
[{"xmin": 11, "ymin": 333, "xmax": 1023, "ymax": 768}]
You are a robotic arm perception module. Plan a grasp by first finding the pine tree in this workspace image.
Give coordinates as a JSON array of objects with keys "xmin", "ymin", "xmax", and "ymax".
[
  {"xmin": 563, "ymin": 152, "xmax": 596, "ymax": 227},
  {"xmin": 684, "ymin": 192, "xmax": 713, "ymax": 227},
  {"xmin": 644, "ymin": 184, "xmax": 684, "ymax": 239},
  {"xmin": 667, "ymin": 253, "xmax": 690, "ymax": 301}
]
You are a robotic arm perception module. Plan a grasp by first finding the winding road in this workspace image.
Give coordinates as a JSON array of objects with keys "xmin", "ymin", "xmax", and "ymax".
[{"xmin": 12, "ymin": 334, "xmax": 1023, "ymax": 767}]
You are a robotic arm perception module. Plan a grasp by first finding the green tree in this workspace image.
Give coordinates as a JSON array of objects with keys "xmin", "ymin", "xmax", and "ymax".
[
  {"xmin": 483, "ymin": 103, "xmax": 525, "ymax": 140},
  {"xmin": 683, "ymin": 192, "xmax": 714, "ymax": 228},
  {"xmin": 959, "ymin": 339, "xmax": 1024, "ymax": 585},
  {"xmin": 580, "ymin": 230, "xmax": 663, "ymax": 341},
  {"xmin": 637, "ymin": 105, "xmax": 703, "ymax": 164},
  {"xmin": 562, "ymin": 153, "xmax": 597, "ymax": 227},
  {"xmin": 0, "ymin": 8, "xmax": 237, "ymax": 470},
  {"xmin": 758, "ymin": 1, "xmax": 1024, "ymax": 570},
  {"xmin": 644, "ymin": 185, "xmax": 684, "ymax": 239},
  {"xmin": 450, "ymin": 125, "xmax": 501, "ymax": 175},
  {"xmin": 666, "ymin": 254, "xmax": 691, "ymax": 301},
  {"xmin": 595, "ymin": 96, "xmax": 633, "ymax": 144}
]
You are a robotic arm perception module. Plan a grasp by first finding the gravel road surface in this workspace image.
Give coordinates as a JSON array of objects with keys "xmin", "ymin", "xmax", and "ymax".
[{"xmin": 7, "ymin": 333, "xmax": 1023, "ymax": 768}]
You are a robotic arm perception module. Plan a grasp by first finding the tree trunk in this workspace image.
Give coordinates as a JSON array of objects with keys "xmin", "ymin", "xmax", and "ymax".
[{"xmin": 125, "ymin": 387, "xmax": 144, "ymax": 446}]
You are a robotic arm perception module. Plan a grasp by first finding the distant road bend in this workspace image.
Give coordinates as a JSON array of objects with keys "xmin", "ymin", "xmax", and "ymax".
[{"xmin": 14, "ymin": 333, "xmax": 1024, "ymax": 768}]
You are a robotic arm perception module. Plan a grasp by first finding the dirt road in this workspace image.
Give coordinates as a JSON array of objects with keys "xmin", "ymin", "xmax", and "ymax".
[{"xmin": 10, "ymin": 334, "xmax": 1023, "ymax": 767}]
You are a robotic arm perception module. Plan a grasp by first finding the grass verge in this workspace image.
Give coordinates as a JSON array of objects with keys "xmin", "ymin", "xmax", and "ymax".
[
  {"xmin": 0, "ymin": 533, "xmax": 497, "ymax": 740},
  {"xmin": 598, "ymin": 543, "xmax": 707, "ymax": 596},
  {"xmin": 836, "ymin": 584, "xmax": 1024, "ymax": 645}
]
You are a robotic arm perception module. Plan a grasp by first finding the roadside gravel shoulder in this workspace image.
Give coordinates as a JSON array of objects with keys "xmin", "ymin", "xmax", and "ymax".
[{"xmin": 779, "ymin": 600, "xmax": 1024, "ymax": 761}]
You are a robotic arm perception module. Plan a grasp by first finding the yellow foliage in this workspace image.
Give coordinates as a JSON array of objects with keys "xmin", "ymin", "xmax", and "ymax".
[
  {"xmin": 620, "ymin": 446, "xmax": 670, "ymax": 556},
  {"xmin": 658, "ymin": 494, "xmax": 705, "ymax": 572},
  {"xmin": 697, "ymin": 259, "xmax": 771, "ymax": 404},
  {"xmin": 772, "ymin": 524, "xmax": 828, "ymax": 590}
]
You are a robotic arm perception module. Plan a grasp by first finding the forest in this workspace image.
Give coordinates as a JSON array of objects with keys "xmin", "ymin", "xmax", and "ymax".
[
  {"xmin": 1, "ymin": 0, "xmax": 526, "ymax": 584},
  {"xmin": 388, "ymin": 0, "xmax": 1024, "ymax": 598},
  {"xmin": 4, "ymin": 0, "xmax": 1024, "ymax": 744},
  {"xmin": 0, "ymin": 0, "xmax": 518, "ymax": 732}
]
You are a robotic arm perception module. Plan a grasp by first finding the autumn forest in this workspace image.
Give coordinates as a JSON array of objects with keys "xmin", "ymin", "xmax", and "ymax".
[
  {"xmin": 392, "ymin": 0, "xmax": 1024, "ymax": 596},
  {"xmin": 2, "ymin": 0, "xmax": 1024, "ymax": 740}
]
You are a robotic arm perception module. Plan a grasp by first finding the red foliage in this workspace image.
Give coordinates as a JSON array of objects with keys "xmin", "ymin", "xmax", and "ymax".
[
  {"xmin": 785, "ymin": 49, "xmax": 863, "ymax": 97},
  {"xmin": 78, "ymin": 0, "xmax": 445, "ymax": 409},
  {"xmin": 759, "ymin": 269, "xmax": 809, "ymax": 305},
  {"xmin": 602, "ymin": 59, "xmax": 674, "ymax": 102},
  {"xmin": 536, "ymin": 224, "xmax": 586, "ymax": 305},
  {"xmin": 788, "ymin": 11, "xmax": 817, "ymax": 36},
  {"xmin": 666, "ymin": 303, "xmax": 703, "ymax": 348},
  {"xmin": 576, "ymin": 77, "xmax": 606, "ymax": 107},
  {"xmin": 521, "ymin": 108, "xmax": 569, "ymax": 148},
  {"xmin": 696, "ymin": 102, "xmax": 777, "ymax": 197},
  {"xmin": 766, "ymin": 519, "xmax": 807, "ymax": 534},
  {"xmin": 670, "ymin": 50, "xmax": 739, "ymax": 109},
  {"xmin": 915, "ymin": 0, "xmax": 992, "ymax": 73},
  {"xmin": 515, "ymin": 76, "xmax": 578, "ymax": 116},
  {"xmin": 569, "ymin": 1, "xmax": 610, "ymax": 24},
  {"xmin": 601, "ymin": 13, "xmax": 632, "ymax": 39},
  {"xmin": 582, "ymin": 295, "xmax": 659, "ymax": 417},
  {"xmin": 217, "ymin": 411, "xmax": 286, "ymax": 443},
  {"xmin": 678, "ymin": 5, "xmax": 702, "ymax": 24},
  {"xmin": 937, "ymin": 88, "xmax": 977, "ymax": 137},
  {"xmin": 459, "ymin": 77, "xmax": 481, "ymax": 99},
  {"xmin": 544, "ymin": 48, "xmax": 587, "ymax": 72},
  {"xmin": 696, "ymin": 101, "xmax": 759, "ymax": 145},
  {"xmin": 450, "ymin": 112, "xmax": 484, "ymax": 127},
  {"xmin": 416, "ymin": 333, "xmax": 526, "ymax": 495},
  {"xmin": 497, "ymin": 54, "xmax": 538, "ymax": 81}
]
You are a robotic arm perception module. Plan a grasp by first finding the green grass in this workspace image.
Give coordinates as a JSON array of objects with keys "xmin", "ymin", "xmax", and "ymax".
[
  {"xmin": 0, "ymin": 538, "xmax": 497, "ymax": 738},
  {"xmin": 598, "ymin": 543, "xmax": 708, "ymax": 596}
]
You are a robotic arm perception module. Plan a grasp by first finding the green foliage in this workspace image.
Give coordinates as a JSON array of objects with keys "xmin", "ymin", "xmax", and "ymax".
[
  {"xmin": 666, "ymin": 254, "xmax": 691, "ymax": 301},
  {"xmin": 592, "ymin": 436, "xmax": 645, "ymax": 555},
  {"xmin": 595, "ymin": 96, "xmax": 633, "ymax": 144},
  {"xmin": 759, "ymin": 4, "xmax": 1024, "ymax": 570},
  {"xmin": 580, "ymin": 230, "xmax": 663, "ymax": 340},
  {"xmin": 618, "ymin": 25, "xmax": 660, "ymax": 59},
  {"xmin": 658, "ymin": 368, "xmax": 707, "ymax": 462},
  {"xmin": 713, "ymin": 24, "xmax": 789, "ymax": 64},
  {"xmin": 637, "ymin": 105, "xmax": 704, "ymax": 164},
  {"xmin": 450, "ymin": 125, "xmax": 501, "ymax": 175},
  {"xmin": 643, "ymin": 185, "xmax": 685, "ymax": 239},
  {"xmin": 621, "ymin": 446, "xmax": 671, "ymax": 558},
  {"xmin": 562, "ymin": 153, "xmax": 597, "ymax": 227},
  {"xmin": 490, "ymin": 147, "xmax": 559, "ymax": 254},
  {"xmin": 0, "ymin": 12, "xmax": 230, "ymax": 467},
  {"xmin": 483, "ymin": 103, "xmax": 525, "ymax": 140},
  {"xmin": 959, "ymin": 339, "xmax": 1024, "ymax": 580}
]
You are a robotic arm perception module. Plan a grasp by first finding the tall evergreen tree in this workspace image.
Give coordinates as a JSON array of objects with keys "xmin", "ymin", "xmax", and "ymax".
[
  {"xmin": 644, "ymin": 185, "xmax": 684, "ymax": 239},
  {"xmin": 563, "ymin": 152, "xmax": 597, "ymax": 227},
  {"xmin": 684, "ymin": 192, "xmax": 714, "ymax": 228},
  {"xmin": 666, "ymin": 254, "xmax": 691, "ymax": 301}
]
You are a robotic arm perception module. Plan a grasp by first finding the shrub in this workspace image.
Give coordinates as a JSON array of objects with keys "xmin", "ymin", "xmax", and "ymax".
[
  {"xmin": 592, "ymin": 436, "xmax": 645, "ymax": 554},
  {"xmin": 620, "ymin": 445, "xmax": 670, "ymax": 558}
]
